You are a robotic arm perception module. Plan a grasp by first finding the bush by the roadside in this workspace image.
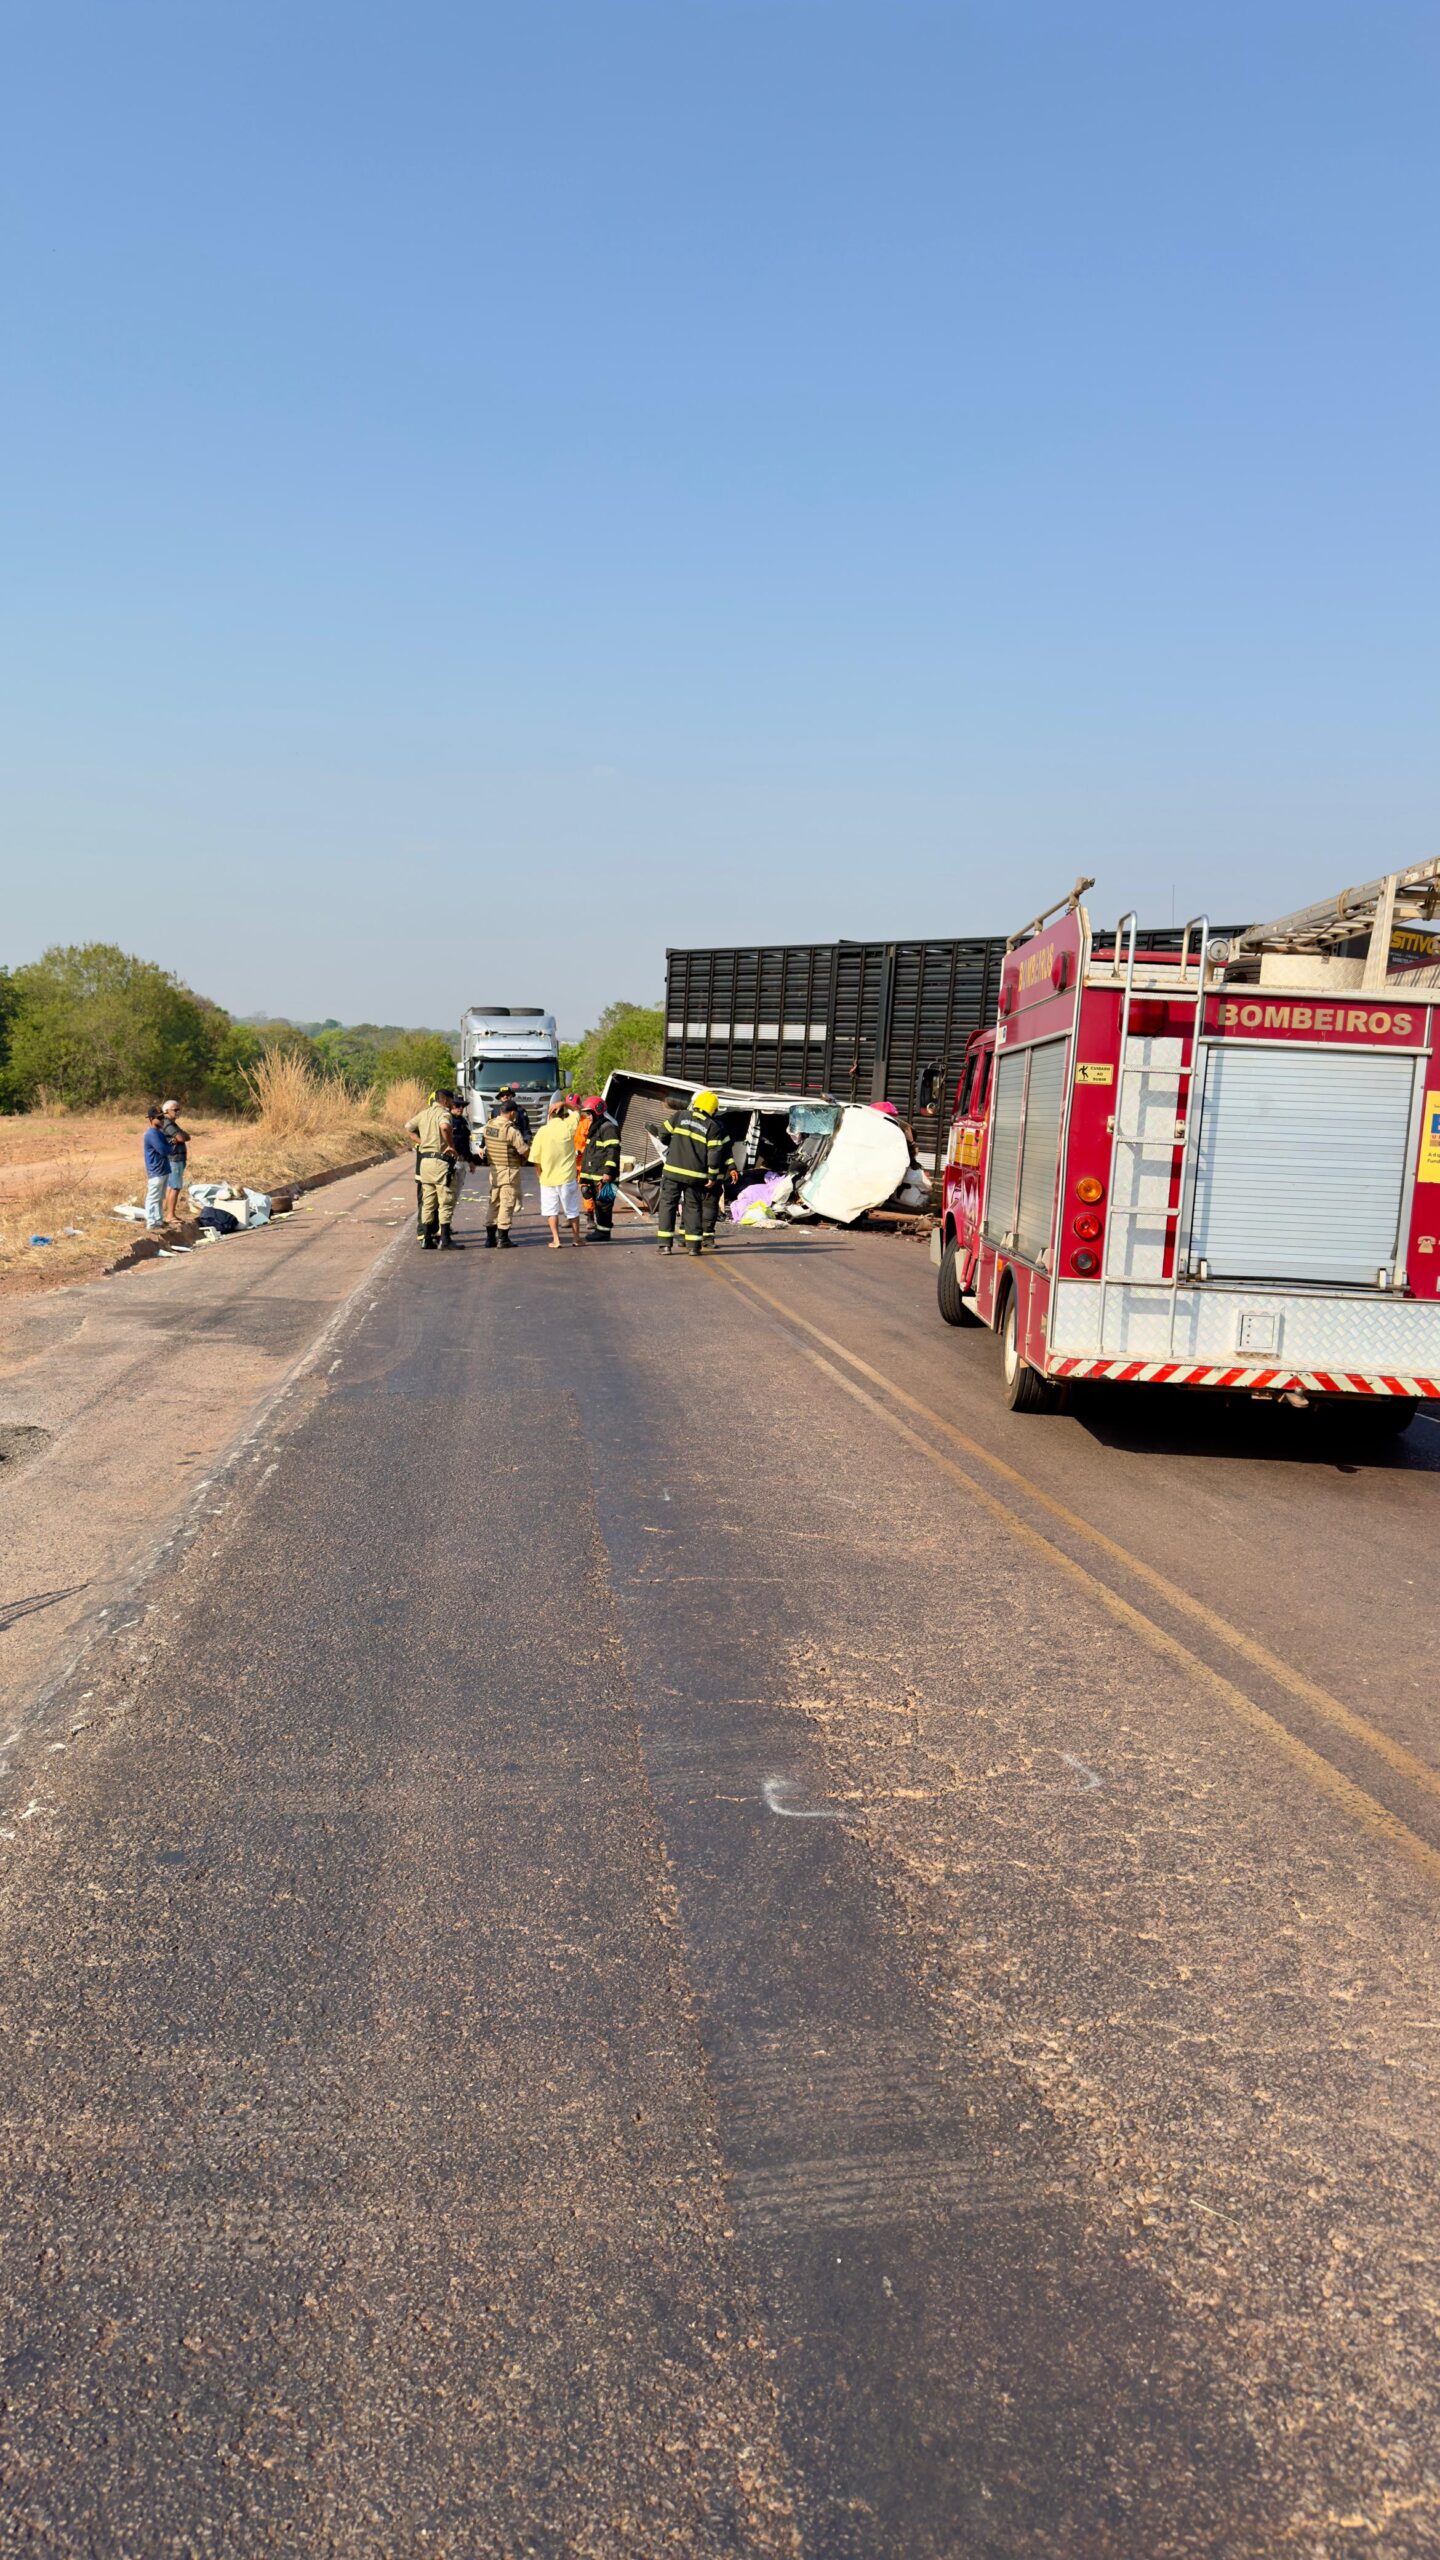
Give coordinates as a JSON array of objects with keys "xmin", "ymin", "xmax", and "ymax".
[
  {"xmin": 371, "ymin": 1030, "xmax": 457, "ymax": 1092},
  {"xmin": 560, "ymin": 1000, "xmax": 663, "ymax": 1099},
  {"xmin": 0, "ymin": 941, "xmax": 422, "ymax": 1116},
  {"xmin": 2, "ymin": 944, "xmax": 220, "ymax": 1112}
]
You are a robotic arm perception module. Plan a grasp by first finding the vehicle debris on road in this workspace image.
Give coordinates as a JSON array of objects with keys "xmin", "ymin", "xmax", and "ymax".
[{"xmin": 605, "ymin": 1070, "xmax": 927, "ymax": 1233}]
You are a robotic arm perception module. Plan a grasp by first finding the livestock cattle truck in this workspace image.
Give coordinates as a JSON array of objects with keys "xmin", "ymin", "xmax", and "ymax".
[{"xmin": 934, "ymin": 865, "xmax": 1440, "ymax": 1429}]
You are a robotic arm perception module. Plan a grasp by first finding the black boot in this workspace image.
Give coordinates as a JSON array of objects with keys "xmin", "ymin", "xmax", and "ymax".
[
  {"xmin": 438, "ymin": 1226, "xmax": 462, "ymax": 1250},
  {"xmin": 497, "ymin": 1228, "xmax": 514, "ymax": 1248},
  {"xmin": 420, "ymin": 1223, "xmax": 438, "ymax": 1250},
  {"xmin": 484, "ymin": 1226, "xmax": 497, "ymax": 1247}
]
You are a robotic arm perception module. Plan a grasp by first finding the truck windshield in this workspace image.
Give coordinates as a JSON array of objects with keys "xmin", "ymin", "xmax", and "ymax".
[{"xmin": 470, "ymin": 1057, "xmax": 558, "ymax": 1093}]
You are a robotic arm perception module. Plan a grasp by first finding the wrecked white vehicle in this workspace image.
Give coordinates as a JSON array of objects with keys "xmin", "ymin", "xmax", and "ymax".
[{"xmin": 601, "ymin": 1071, "xmax": 927, "ymax": 1229}]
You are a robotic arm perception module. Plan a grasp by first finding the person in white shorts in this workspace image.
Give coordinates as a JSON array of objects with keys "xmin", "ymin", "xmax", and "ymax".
[{"xmin": 528, "ymin": 1098, "xmax": 584, "ymax": 1250}]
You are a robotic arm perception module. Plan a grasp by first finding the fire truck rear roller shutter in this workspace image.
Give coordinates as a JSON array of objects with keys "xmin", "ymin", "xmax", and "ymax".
[{"xmin": 1187, "ymin": 1046, "xmax": 1417, "ymax": 1287}]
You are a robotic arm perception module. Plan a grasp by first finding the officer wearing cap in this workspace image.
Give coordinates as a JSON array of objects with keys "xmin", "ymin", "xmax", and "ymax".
[
  {"xmin": 494, "ymin": 1084, "xmax": 533, "ymax": 1143},
  {"xmin": 404, "ymin": 1087, "xmax": 467, "ymax": 1250},
  {"xmin": 481, "ymin": 1096, "xmax": 529, "ymax": 1246}
]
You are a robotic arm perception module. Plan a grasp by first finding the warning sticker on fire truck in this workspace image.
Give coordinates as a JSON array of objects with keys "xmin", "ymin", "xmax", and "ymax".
[
  {"xmin": 1075, "ymin": 1063, "xmax": 1114, "ymax": 1085},
  {"xmin": 1418, "ymin": 1091, "xmax": 1440, "ymax": 1184}
]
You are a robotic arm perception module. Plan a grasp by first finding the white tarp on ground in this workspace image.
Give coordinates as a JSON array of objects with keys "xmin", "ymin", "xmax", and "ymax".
[
  {"xmin": 187, "ymin": 1183, "xmax": 273, "ymax": 1227},
  {"xmin": 796, "ymin": 1108, "xmax": 910, "ymax": 1225}
]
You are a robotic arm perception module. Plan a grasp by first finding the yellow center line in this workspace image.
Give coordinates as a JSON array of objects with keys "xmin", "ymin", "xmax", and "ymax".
[{"xmin": 707, "ymin": 1257, "xmax": 1440, "ymax": 1888}]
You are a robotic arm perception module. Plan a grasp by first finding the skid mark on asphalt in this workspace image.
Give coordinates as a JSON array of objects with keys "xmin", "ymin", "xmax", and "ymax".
[
  {"xmin": 710, "ymin": 2027, "xmax": 1066, "ymax": 2237},
  {"xmin": 731, "ymin": 2153, "xmax": 1063, "ymax": 2234}
]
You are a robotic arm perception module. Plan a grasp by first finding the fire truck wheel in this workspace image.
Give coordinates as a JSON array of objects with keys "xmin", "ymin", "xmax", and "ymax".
[
  {"xmin": 1000, "ymin": 1289, "xmax": 1056, "ymax": 1413},
  {"xmin": 937, "ymin": 1235, "xmax": 980, "ymax": 1327}
]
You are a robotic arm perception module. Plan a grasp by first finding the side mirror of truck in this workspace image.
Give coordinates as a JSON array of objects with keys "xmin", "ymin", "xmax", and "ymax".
[{"xmin": 917, "ymin": 1063, "xmax": 938, "ymax": 1112}]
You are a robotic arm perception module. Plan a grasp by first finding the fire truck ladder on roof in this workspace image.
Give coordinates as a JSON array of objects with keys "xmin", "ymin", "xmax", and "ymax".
[
  {"xmin": 1219, "ymin": 859, "xmax": 1440, "ymax": 987},
  {"xmin": 1096, "ymin": 911, "xmax": 1211, "ymax": 1358}
]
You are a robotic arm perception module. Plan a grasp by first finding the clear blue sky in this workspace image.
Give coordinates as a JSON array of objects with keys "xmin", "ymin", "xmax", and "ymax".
[{"xmin": 2, "ymin": 0, "xmax": 1435, "ymax": 1038}]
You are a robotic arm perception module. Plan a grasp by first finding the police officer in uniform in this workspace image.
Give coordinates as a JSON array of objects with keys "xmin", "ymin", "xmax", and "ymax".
[
  {"xmin": 578, "ymin": 1094, "xmax": 621, "ymax": 1239},
  {"xmin": 494, "ymin": 1083, "xmax": 533, "ymax": 1143},
  {"xmin": 656, "ymin": 1089, "xmax": 729, "ymax": 1257},
  {"xmin": 481, "ymin": 1098, "xmax": 529, "ymax": 1246},
  {"xmin": 404, "ymin": 1088, "xmax": 466, "ymax": 1249}
]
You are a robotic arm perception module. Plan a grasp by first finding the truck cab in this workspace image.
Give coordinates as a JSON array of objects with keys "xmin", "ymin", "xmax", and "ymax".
[
  {"xmin": 936, "ymin": 1027, "xmax": 994, "ymax": 1321},
  {"xmin": 459, "ymin": 1007, "xmax": 561, "ymax": 1129}
]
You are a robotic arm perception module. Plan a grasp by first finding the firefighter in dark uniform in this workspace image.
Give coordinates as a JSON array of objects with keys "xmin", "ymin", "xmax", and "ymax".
[
  {"xmin": 656, "ymin": 1089, "xmax": 729, "ymax": 1257},
  {"xmin": 699, "ymin": 1111, "xmax": 741, "ymax": 1251},
  {"xmin": 578, "ymin": 1095, "xmax": 621, "ymax": 1239},
  {"xmin": 404, "ymin": 1088, "xmax": 470, "ymax": 1249}
]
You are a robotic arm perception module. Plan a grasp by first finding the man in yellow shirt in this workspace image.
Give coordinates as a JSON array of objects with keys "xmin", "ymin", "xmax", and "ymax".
[{"xmin": 528, "ymin": 1098, "xmax": 583, "ymax": 1250}]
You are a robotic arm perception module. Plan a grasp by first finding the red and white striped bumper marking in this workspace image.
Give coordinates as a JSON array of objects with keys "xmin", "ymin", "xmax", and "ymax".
[{"xmin": 1050, "ymin": 1359, "xmax": 1440, "ymax": 1397}]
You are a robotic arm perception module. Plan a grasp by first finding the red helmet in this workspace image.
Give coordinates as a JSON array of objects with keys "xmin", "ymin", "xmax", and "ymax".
[{"xmin": 582, "ymin": 1094, "xmax": 604, "ymax": 1114}]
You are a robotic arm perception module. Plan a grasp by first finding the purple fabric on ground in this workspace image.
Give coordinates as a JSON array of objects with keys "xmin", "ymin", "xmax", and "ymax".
[{"xmin": 730, "ymin": 1176, "xmax": 785, "ymax": 1223}]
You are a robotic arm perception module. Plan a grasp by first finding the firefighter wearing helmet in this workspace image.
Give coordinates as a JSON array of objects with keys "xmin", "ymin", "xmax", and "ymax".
[
  {"xmin": 656, "ymin": 1089, "xmax": 734, "ymax": 1257},
  {"xmin": 578, "ymin": 1093, "xmax": 621, "ymax": 1239}
]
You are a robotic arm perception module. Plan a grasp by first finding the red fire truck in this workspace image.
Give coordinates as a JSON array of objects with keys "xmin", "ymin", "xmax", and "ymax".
[{"xmin": 933, "ymin": 865, "xmax": 1440, "ymax": 1428}]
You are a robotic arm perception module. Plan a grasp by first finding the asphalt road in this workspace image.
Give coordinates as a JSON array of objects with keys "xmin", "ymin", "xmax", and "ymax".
[{"xmin": 1, "ymin": 1206, "xmax": 1437, "ymax": 2557}]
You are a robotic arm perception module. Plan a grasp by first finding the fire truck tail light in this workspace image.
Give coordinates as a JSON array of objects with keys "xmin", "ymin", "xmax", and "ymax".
[
  {"xmin": 1071, "ymin": 1249, "xmax": 1099, "ymax": 1276},
  {"xmin": 1072, "ymin": 1213, "xmax": 1102, "ymax": 1243},
  {"xmin": 1076, "ymin": 1175, "xmax": 1105, "ymax": 1204}
]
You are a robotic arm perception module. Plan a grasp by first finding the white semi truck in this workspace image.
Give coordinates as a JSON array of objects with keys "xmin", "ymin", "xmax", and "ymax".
[{"xmin": 457, "ymin": 1007, "xmax": 561, "ymax": 1129}]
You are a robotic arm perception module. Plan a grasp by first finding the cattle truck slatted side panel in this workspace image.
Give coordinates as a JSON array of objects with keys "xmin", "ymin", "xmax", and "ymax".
[
  {"xmin": 666, "ymin": 931, "xmax": 1209, "ymax": 1173},
  {"xmin": 666, "ymin": 936, "xmax": 1011, "ymax": 1165}
]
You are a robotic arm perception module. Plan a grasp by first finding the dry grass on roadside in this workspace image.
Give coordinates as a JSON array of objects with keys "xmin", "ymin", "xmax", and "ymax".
[
  {"xmin": 187, "ymin": 1056, "xmax": 411, "ymax": 1192},
  {"xmin": 0, "ymin": 1163, "xmax": 119, "ymax": 1287},
  {"xmin": 377, "ymin": 1075, "xmax": 427, "ymax": 1126},
  {"xmin": 0, "ymin": 1060, "xmax": 415, "ymax": 1296}
]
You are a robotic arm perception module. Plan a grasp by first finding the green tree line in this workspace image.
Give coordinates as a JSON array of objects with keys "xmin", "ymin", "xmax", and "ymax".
[
  {"xmin": 559, "ymin": 1000, "xmax": 663, "ymax": 1096},
  {"xmin": 0, "ymin": 943, "xmax": 457, "ymax": 1112}
]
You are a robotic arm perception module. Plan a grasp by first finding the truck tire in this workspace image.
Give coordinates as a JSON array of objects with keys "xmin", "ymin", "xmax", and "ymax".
[
  {"xmin": 1000, "ymin": 1289, "xmax": 1056, "ymax": 1413},
  {"xmin": 937, "ymin": 1234, "xmax": 979, "ymax": 1327}
]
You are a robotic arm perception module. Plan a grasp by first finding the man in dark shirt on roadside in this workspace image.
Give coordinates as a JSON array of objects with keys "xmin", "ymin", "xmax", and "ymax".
[{"xmin": 142, "ymin": 1107, "xmax": 170, "ymax": 1230}]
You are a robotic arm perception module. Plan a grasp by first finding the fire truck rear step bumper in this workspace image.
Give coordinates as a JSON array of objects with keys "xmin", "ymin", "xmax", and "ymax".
[{"xmin": 1050, "ymin": 1359, "xmax": 1437, "ymax": 1396}]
